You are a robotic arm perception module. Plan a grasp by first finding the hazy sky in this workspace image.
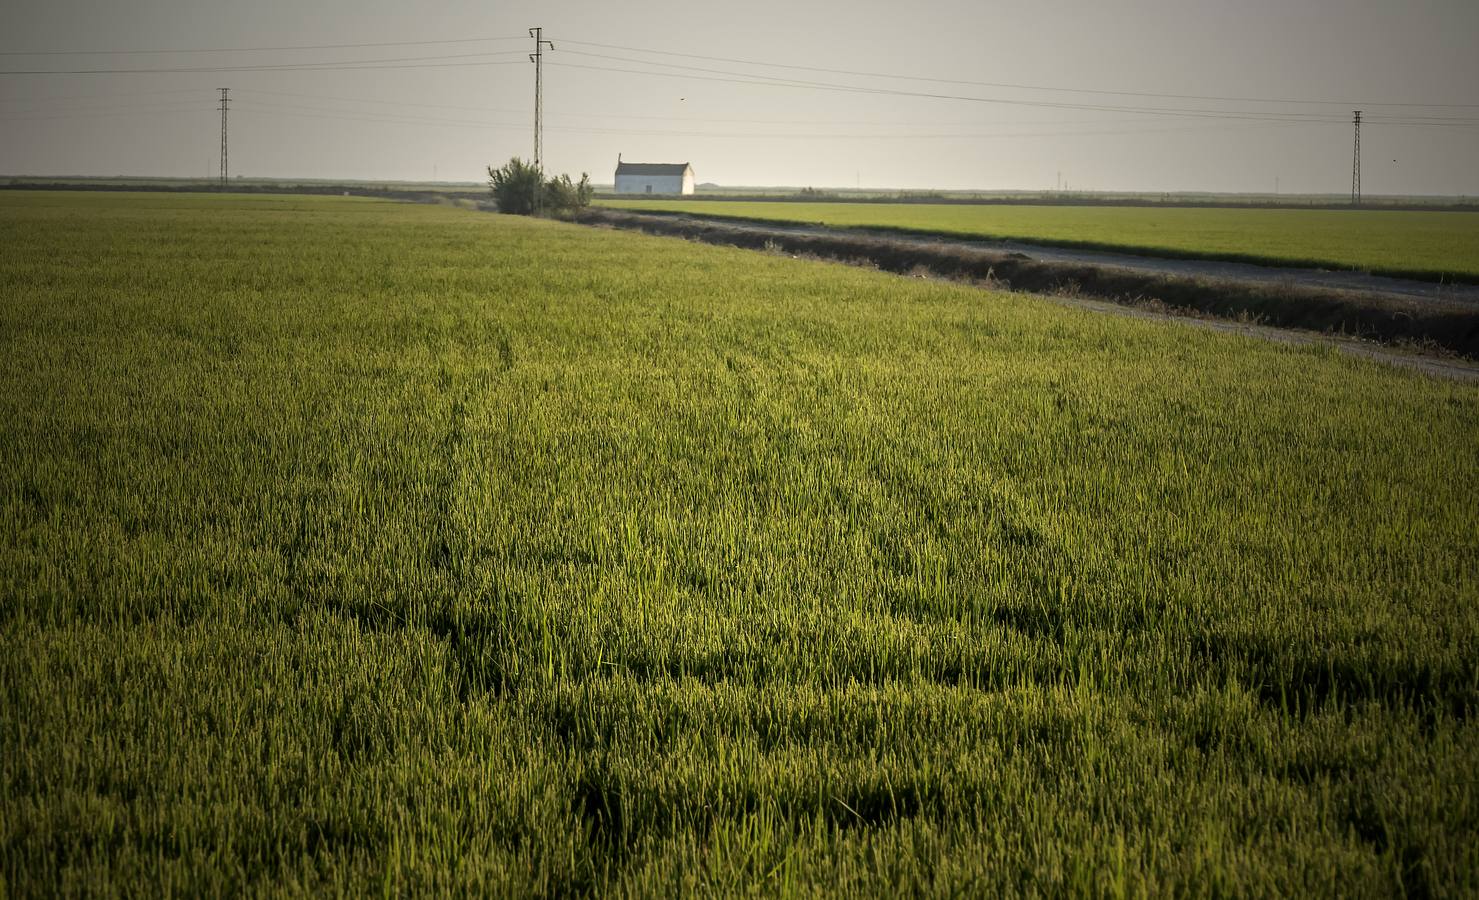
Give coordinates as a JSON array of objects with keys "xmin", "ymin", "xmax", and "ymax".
[{"xmin": 2, "ymin": 0, "xmax": 1477, "ymax": 194}]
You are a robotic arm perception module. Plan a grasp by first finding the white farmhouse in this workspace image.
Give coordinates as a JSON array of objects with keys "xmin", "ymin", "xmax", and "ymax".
[{"xmin": 614, "ymin": 156, "xmax": 695, "ymax": 195}]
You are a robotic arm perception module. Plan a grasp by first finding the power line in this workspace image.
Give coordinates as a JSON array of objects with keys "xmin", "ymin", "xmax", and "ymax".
[
  {"xmin": 0, "ymin": 87, "xmax": 208, "ymax": 105},
  {"xmin": 0, "ymin": 93, "xmax": 218, "ymax": 116},
  {"xmin": 547, "ymin": 57, "xmax": 1479, "ymax": 128},
  {"xmin": 0, "ymin": 100, "xmax": 210, "ymax": 118},
  {"xmin": 3, "ymin": 27, "xmax": 1469, "ymax": 113},
  {"xmin": 556, "ymin": 37, "xmax": 1479, "ymax": 111},
  {"xmin": 7, "ymin": 86, "xmax": 1465, "ymax": 137},
  {"xmin": 3, "ymin": 43, "xmax": 1473, "ymax": 130},
  {"xmin": 546, "ymin": 59, "xmax": 1348, "ymax": 123},
  {"xmin": 7, "ymin": 91, "xmax": 1458, "ymax": 136},
  {"xmin": 245, "ymin": 88, "xmax": 527, "ymax": 116},
  {"xmin": 557, "ymin": 51, "xmax": 1344, "ymax": 121},
  {"xmin": 5, "ymin": 77, "xmax": 1472, "ymax": 134},
  {"xmin": 0, "ymin": 50, "xmax": 531, "ymax": 75},
  {"xmin": 227, "ymin": 96, "xmax": 1312, "ymax": 140},
  {"xmin": 0, "ymin": 104, "xmax": 210, "ymax": 122},
  {"xmin": 177, "ymin": 86, "xmax": 1479, "ymax": 129},
  {"xmin": 0, "ymin": 36, "xmax": 526, "ymax": 56},
  {"xmin": 233, "ymin": 84, "xmax": 1118, "ymax": 126},
  {"xmin": 235, "ymin": 86, "xmax": 1161, "ymax": 129}
]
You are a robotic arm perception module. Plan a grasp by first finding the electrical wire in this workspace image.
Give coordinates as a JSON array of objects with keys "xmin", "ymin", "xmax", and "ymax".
[
  {"xmin": 1, "ymin": 27, "xmax": 1468, "ymax": 115},
  {"xmin": 547, "ymin": 59, "xmax": 1360, "ymax": 124},
  {"xmin": 557, "ymin": 38, "xmax": 1479, "ymax": 110},
  {"xmin": 241, "ymin": 87, "xmax": 1186, "ymax": 130},
  {"xmin": 1, "ymin": 98, "xmax": 213, "ymax": 117},
  {"xmin": 0, "ymin": 104, "xmax": 213, "ymax": 122},
  {"xmin": 235, "ymin": 87, "xmax": 1477, "ymax": 130},
  {"xmin": 3, "ymin": 59, "xmax": 1471, "ymax": 130},
  {"xmin": 245, "ymin": 88, "xmax": 529, "ymax": 118},
  {"xmin": 226, "ymin": 97, "xmax": 1314, "ymax": 141},
  {"xmin": 1, "ymin": 34, "xmax": 1472, "ymax": 140},
  {"xmin": 0, "ymin": 87, "xmax": 209, "ymax": 102},
  {"xmin": 548, "ymin": 57, "xmax": 1479, "ymax": 128},
  {"xmin": 0, "ymin": 36, "xmax": 526, "ymax": 56},
  {"xmin": 0, "ymin": 50, "xmax": 531, "ymax": 75}
]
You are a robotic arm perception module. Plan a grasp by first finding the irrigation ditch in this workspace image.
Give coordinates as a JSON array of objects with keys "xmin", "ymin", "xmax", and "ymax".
[{"xmin": 576, "ymin": 207, "xmax": 1479, "ymax": 378}]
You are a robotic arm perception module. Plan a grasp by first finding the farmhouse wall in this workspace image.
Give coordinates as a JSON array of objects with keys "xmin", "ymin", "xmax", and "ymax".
[
  {"xmin": 613, "ymin": 162, "xmax": 696, "ymax": 195},
  {"xmin": 614, "ymin": 173, "xmax": 690, "ymax": 195}
]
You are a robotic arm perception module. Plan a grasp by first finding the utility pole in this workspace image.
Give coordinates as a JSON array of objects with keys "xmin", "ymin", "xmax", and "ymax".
[
  {"xmin": 529, "ymin": 27, "xmax": 553, "ymax": 214},
  {"xmin": 218, "ymin": 87, "xmax": 230, "ymax": 189},
  {"xmin": 1351, "ymin": 110, "xmax": 1362, "ymax": 206},
  {"xmin": 529, "ymin": 27, "xmax": 554, "ymax": 171}
]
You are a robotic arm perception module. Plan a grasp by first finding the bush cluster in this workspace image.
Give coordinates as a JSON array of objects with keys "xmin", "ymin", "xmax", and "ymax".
[{"xmin": 487, "ymin": 157, "xmax": 593, "ymax": 216}]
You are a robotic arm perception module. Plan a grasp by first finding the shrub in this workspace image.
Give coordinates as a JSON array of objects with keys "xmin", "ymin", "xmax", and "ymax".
[
  {"xmin": 544, "ymin": 172, "xmax": 594, "ymax": 215},
  {"xmin": 487, "ymin": 158, "xmax": 593, "ymax": 217}
]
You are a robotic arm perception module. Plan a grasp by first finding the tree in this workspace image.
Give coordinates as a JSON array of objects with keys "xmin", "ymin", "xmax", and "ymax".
[
  {"xmin": 487, "ymin": 158, "xmax": 594, "ymax": 217},
  {"xmin": 487, "ymin": 157, "xmax": 543, "ymax": 216}
]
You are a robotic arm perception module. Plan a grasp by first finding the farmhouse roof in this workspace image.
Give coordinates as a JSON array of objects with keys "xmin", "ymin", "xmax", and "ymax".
[{"xmin": 616, "ymin": 161, "xmax": 692, "ymax": 176}]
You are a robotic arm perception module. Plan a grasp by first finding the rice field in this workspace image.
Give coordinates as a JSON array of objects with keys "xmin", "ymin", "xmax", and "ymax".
[
  {"xmin": 599, "ymin": 198, "xmax": 1479, "ymax": 282},
  {"xmin": 2, "ymin": 191, "xmax": 1476, "ymax": 895}
]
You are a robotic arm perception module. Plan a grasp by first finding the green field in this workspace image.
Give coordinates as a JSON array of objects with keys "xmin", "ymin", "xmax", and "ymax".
[
  {"xmin": 3, "ymin": 192, "xmax": 1477, "ymax": 895},
  {"xmin": 600, "ymin": 199, "xmax": 1479, "ymax": 282}
]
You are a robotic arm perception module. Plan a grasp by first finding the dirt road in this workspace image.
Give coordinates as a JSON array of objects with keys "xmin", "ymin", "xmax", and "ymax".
[{"xmin": 684, "ymin": 214, "xmax": 1479, "ymax": 306}]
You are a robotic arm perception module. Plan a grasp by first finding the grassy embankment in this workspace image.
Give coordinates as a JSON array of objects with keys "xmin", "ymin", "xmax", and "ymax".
[
  {"xmin": 2, "ymin": 192, "xmax": 1477, "ymax": 895},
  {"xmin": 600, "ymin": 199, "xmax": 1479, "ymax": 283}
]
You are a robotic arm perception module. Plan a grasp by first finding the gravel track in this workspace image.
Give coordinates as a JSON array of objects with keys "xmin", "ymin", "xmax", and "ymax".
[{"xmin": 697, "ymin": 215, "xmax": 1479, "ymax": 306}]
